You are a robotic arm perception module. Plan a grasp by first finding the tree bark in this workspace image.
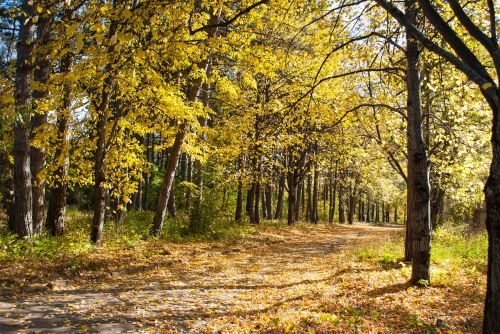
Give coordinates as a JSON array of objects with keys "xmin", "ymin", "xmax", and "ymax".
[
  {"xmin": 274, "ymin": 173, "xmax": 285, "ymax": 219},
  {"xmin": 295, "ymin": 180, "xmax": 303, "ymax": 221},
  {"xmin": 430, "ymin": 186, "xmax": 445, "ymax": 228},
  {"xmin": 328, "ymin": 171, "xmax": 336, "ymax": 224},
  {"xmin": 190, "ymin": 80, "xmax": 211, "ymax": 230},
  {"xmin": 261, "ymin": 187, "xmax": 267, "ymax": 219},
  {"xmin": 248, "ymin": 183, "xmax": 256, "ymax": 224},
  {"xmin": 246, "ymin": 186, "xmax": 253, "ymax": 216},
  {"xmin": 287, "ymin": 170, "xmax": 297, "ymax": 225},
  {"xmin": 13, "ymin": 0, "xmax": 36, "ymax": 238},
  {"xmin": 265, "ymin": 183, "xmax": 272, "ymax": 219},
  {"xmin": 167, "ymin": 181, "xmax": 176, "ymax": 218},
  {"xmin": 31, "ymin": 10, "xmax": 51, "ymax": 236},
  {"xmin": 254, "ymin": 181, "xmax": 261, "ymax": 224},
  {"xmin": 151, "ymin": 123, "xmax": 187, "ymax": 235},
  {"xmin": 143, "ymin": 135, "xmax": 151, "ymax": 210},
  {"xmin": 46, "ymin": 52, "xmax": 72, "ymax": 236},
  {"xmin": 235, "ymin": 177, "xmax": 243, "ymax": 222},
  {"xmin": 178, "ymin": 152, "xmax": 188, "ymax": 209},
  {"xmin": 306, "ymin": 175, "xmax": 312, "ymax": 222},
  {"xmin": 312, "ymin": 167, "xmax": 319, "ymax": 223},
  {"xmin": 338, "ymin": 185, "xmax": 345, "ymax": 224},
  {"xmin": 405, "ymin": 0, "xmax": 431, "ymax": 284},
  {"xmin": 190, "ymin": 157, "xmax": 204, "ymax": 232},
  {"xmin": 0, "ymin": 153, "xmax": 15, "ymax": 231},
  {"xmin": 483, "ymin": 93, "xmax": 500, "ymax": 333},
  {"xmin": 90, "ymin": 80, "xmax": 113, "ymax": 244},
  {"xmin": 134, "ymin": 176, "xmax": 143, "ymax": 210},
  {"xmin": 348, "ymin": 194, "xmax": 356, "ymax": 224},
  {"xmin": 185, "ymin": 154, "xmax": 192, "ymax": 209},
  {"xmin": 361, "ymin": 201, "xmax": 364, "ymax": 222}
]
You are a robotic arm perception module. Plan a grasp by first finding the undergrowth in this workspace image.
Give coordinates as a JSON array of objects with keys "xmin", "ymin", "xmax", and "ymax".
[
  {"xmin": 0, "ymin": 208, "xmax": 257, "ymax": 260},
  {"xmin": 355, "ymin": 221, "xmax": 487, "ymax": 285},
  {"xmin": 0, "ymin": 208, "xmax": 299, "ymax": 260}
]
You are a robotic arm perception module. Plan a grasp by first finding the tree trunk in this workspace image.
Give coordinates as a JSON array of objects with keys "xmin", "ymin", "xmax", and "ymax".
[
  {"xmin": 0, "ymin": 153, "xmax": 15, "ymax": 232},
  {"xmin": 151, "ymin": 15, "xmax": 219, "ymax": 234},
  {"xmin": 31, "ymin": 11, "xmax": 51, "ymax": 236},
  {"xmin": 328, "ymin": 172, "xmax": 336, "ymax": 224},
  {"xmin": 135, "ymin": 176, "xmax": 143, "ymax": 210},
  {"xmin": 274, "ymin": 173, "xmax": 285, "ymax": 219},
  {"xmin": 406, "ymin": 0, "xmax": 431, "ymax": 284},
  {"xmin": 254, "ymin": 181, "xmax": 261, "ymax": 224},
  {"xmin": 190, "ymin": 157, "xmax": 203, "ymax": 232},
  {"xmin": 46, "ymin": 52, "xmax": 72, "ymax": 236},
  {"xmin": 261, "ymin": 187, "xmax": 267, "ymax": 219},
  {"xmin": 348, "ymin": 194, "xmax": 356, "ymax": 224},
  {"xmin": 190, "ymin": 81, "xmax": 211, "ymax": 231},
  {"xmin": 185, "ymin": 154, "xmax": 192, "ymax": 209},
  {"xmin": 235, "ymin": 177, "xmax": 243, "ymax": 222},
  {"xmin": 13, "ymin": 0, "xmax": 36, "ymax": 238},
  {"xmin": 143, "ymin": 135, "xmax": 151, "ymax": 210},
  {"xmin": 483, "ymin": 93, "xmax": 500, "ymax": 333},
  {"xmin": 151, "ymin": 123, "xmax": 187, "ymax": 236},
  {"xmin": 246, "ymin": 186, "xmax": 253, "ymax": 216},
  {"xmin": 287, "ymin": 171, "xmax": 297, "ymax": 225},
  {"xmin": 306, "ymin": 175, "xmax": 312, "ymax": 222},
  {"xmin": 179, "ymin": 152, "xmax": 188, "ymax": 209},
  {"xmin": 323, "ymin": 181, "xmax": 327, "ymax": 216},
  {"xmin": 312, "ymin": 167, "xmax": 319, "ymax": 223},
  {"xmin": 248, "ymin": 183, "xmax": 256, "ymax": 224},
  {"xmin": 265, "ymin": 183, "xmax": 272, "ymax": 219},
  {"xmin": 167, "ymin": 181, "xmax": 176, "ymax": 218},
  {"xmin": 295, "ymin": 180, "xmax": 303, "ymax": 221},
  {"xmin": 338, "ymin": 185, "xmax": 345, "ymax": 224},
  {"xmin": 90, "ymin": 79, "xmax": 113, "ymax": 244},
  {"xmin": 430, "ymin": 186, "xmax": 445, "ymax": 228},
  {"xmin": 358, "ymin": 197, "xmax": 363, "ymax": 222}
]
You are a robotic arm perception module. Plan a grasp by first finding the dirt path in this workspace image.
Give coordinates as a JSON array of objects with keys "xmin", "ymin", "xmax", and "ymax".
[{"xmin": 0, "ymin": 224, "xmax": 403, "ymax": 333}]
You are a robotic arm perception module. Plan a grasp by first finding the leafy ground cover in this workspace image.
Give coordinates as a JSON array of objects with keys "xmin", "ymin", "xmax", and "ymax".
[{"xmin": 0, "ymin": 214, "xmax": 486, "ymax": 333}]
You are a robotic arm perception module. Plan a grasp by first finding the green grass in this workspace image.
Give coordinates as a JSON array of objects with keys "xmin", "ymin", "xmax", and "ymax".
[
  {"xmin": 431, "ymin": 223, "xmax": 487, "ymax": 271},
  {"xmin": 355, "ymin": 222, "xmax": 488, "ymax": 284},
  {"xmin": 356, "ymin": 237, "xmax": 404, "ymax": 268},
  {"xmin": 0, "ymin": 207, "xmax": 258, "ymax": 260}
]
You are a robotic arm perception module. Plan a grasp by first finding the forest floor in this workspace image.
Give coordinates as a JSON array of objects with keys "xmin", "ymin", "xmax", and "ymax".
[{"xmin": 0, "ymin": 222, "xmax": 485, "ymax": 333}]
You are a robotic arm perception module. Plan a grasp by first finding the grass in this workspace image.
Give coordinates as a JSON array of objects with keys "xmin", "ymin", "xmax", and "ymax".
[
  {"xmin": 355, "ymin": 221, "xmax": 488, "ymax": 286},
  {"xmin": 0, "ymin": 208, "xmax": 308, "ymax": 261}
]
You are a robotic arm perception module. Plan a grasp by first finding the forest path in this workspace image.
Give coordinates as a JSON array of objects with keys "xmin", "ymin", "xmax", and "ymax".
[{"xmin": 0, "ymin": 223, "xmax": 403, "ymax": 333}]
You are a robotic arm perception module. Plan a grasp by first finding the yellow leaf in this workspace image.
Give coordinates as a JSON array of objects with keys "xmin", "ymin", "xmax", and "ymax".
[
  {"xmin": 482, "ymin": 82, "xmax": 493, "ymax": 90},
  {"xmin": 123, "ymin": 8, "xmax": 132, "ymax": 19},
  {"xmin": 110, "ymin": 34, "xmax": 118, "ymax": 45}
]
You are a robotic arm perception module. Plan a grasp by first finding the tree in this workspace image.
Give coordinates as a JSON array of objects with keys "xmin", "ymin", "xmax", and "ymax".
[
  {"xmin": 13, "ymin": 0, "xmax": 36, "ymax": 238},
  {"xmin": 373, "ymin": 0, "xmax": 500, "ymax": 330}
]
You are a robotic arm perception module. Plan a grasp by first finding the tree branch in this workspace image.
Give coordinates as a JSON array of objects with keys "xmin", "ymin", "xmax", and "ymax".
[
  {"xmin": 374, "ymin": 0, "xmax": 494, "ymax": 87},
  {"xmin": 446, "ymin": 0, "xmax": 496, "ymax": 55},
  {"xmin": 189, "ymin": 0, "xmax": 269, "ymax": 35}
]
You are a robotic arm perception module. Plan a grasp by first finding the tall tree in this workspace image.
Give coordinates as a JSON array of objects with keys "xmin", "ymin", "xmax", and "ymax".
[
  {"xmin": 12, "ymin": 0, "xmax": 36, "ymax": 237},
  {"xmin": 374, "ymin": 0, "xmax": 499, "ymax": 329}
]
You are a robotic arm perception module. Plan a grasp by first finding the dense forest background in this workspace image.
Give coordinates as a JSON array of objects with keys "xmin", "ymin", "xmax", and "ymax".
[{"xmin": 1, "ymin": 0, "xmax": 499, "ymax": 332}]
